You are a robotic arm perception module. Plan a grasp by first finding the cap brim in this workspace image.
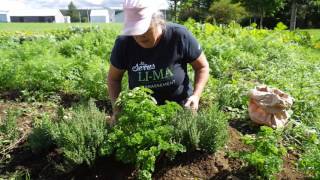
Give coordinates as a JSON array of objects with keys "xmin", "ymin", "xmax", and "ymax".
[{"xmin": 121, "ymin": 16, "xmax": 152, "ymax": 36}]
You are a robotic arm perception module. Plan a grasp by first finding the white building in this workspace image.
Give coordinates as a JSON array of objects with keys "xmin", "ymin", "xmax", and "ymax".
[
  {"xmin": 9, "ymin": 9, "xmax": 65, "ymax": 23},
  {"xmin": 64, "ymin": 16, "xmax": 71, "ymax": 23},
  {"xmin": 90, "ymin": 9, "xmax": 110, "ymax": 23},
  {"xmin": 108, "ymin": 7, "xmax": 124, "ymax": 23},
  {"xmin": 0, "ymin": 10, "xmax": 10, "ymax": 22}
]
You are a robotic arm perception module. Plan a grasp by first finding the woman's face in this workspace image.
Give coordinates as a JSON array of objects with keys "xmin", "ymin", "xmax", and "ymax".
[{"xmin": 133, "ymin": 24, "xmax": 161, "ymax": 48}]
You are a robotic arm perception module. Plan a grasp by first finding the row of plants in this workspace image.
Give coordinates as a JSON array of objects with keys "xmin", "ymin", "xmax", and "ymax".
[
  {"xmin": 26, "ymin": 87, "xmax": 228, "ymax": 179},
  {"xmin": 0, "ymin": 26, "xmax": 118, "ymax": 101}
]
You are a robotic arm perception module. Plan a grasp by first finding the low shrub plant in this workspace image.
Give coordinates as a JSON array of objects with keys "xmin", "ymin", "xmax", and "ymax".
[
  {"xmin": 28, "ymin": 100, "xmax": 107, "ymax": 170},
  {"xmin": 172, "ymin": 105, "xmax": 228, "ymax": 153}
]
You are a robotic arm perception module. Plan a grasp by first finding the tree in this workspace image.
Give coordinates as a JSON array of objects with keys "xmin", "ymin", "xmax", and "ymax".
[
  {"xmin": 233, "ymin": 0, "xmax": 285, "ymax": 28},
  {"xmin": 169, "ymin": 0, "xmax": 218, "ymax": 22},
  {"xmin": 169, "ymin": 0, "xmax": 182, "ymax": 21},
  {"xmin": 287, "ymin": 0, "xmax": 320, "ymax": 30},
  {"xmin": 68, "ymin": 1, "xmax": 79, "ymax": 22},
  {"xmin": 208, "ymin": 0, "xmax": 247, "ymax": 24}
]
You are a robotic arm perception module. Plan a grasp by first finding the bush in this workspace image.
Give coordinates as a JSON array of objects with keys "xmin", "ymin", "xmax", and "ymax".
[
  {"xmin": 28, "ymin": 100, "xmax": 107, "ymax": 170},
  {"xmin": 172, "ymin": 105, "xmax": 228, "ymax": 153}
]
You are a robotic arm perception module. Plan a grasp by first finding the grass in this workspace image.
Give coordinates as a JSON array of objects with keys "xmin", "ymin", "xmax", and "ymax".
[{"xmin": 0, "ymin": 23, "xmax": 122, "ymax": 32}]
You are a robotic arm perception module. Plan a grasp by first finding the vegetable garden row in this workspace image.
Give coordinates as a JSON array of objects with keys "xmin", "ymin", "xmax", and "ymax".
[{"xmin": 0, "ymin": 21, "xmax": 319, "ymax": 179}]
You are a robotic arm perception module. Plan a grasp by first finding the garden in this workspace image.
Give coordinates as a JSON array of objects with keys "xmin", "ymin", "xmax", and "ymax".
[{"xmin": 0, "ymin": 21, "xmax": 319, "ymax": 179}]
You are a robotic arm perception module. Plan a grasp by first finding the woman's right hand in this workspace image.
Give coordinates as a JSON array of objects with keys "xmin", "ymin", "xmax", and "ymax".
[
  {"xmin": 108, "ymin": 107, "xmax": 120, "ymax": 127},
  {"xmin": 110, "ymin": 112, "xmax": 118, "ymax": 127}
]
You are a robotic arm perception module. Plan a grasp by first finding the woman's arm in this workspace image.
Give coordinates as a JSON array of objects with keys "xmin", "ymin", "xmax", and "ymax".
[
  {"xmin": 184, "ymin": 52, "xmax": 210, "ymax": 111},
  {"xmin": 107, "ymin": 64, "xmax": 125, "ymax": 111}
]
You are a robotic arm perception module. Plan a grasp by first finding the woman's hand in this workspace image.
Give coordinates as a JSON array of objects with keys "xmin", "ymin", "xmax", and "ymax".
[
  {"xmin": 108, "ymin": 107, "xmax": 120, "ymax": 127},
  {"xmin": 109, "ymin": 113, "xmax": 117, "ymax": 127},
  {"xmin": 184, "ymin": 95, "xmax": 200, "ymax": 112}
]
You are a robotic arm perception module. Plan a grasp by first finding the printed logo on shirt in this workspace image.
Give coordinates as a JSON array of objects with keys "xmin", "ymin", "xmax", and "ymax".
[
  {"xmin": 131, "ymin": 61, "xmax": 175, "ymax": 88},
  {"xmin": 132, "ymin": 62, "xmax": 156, "ymax": 72},
  {"xmin": 138, "ymin": 68, "xmax": 174, "ymax": 82}
]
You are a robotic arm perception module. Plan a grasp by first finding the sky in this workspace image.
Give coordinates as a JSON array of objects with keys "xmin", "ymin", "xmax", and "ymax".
[{"xmin": 0, "ymin": 0, "xmax": 169, "ymax": 11}]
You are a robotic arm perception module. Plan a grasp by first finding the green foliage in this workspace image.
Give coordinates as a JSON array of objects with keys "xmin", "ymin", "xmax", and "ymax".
[
  {"xmin": 184, "ymin": 21, "xmax": 319, "ymax": 127},
  {"xmin": 172, "ymin": 105, "xmax": 228, "ymax": 153},
  {"xmin": 0, "ymin": 169, "xmax": 31, "ymax": 180},
  {"xmin": 0, "ymin": 110, "xmax": 20, "ymax": 141},
  {"xmin": 0, "ymin": 109, "xmax": 21, "ymax": 165},
  {"xmin": 283, "ymin": 121, "xmax": 320, "ymax": 178},
  {"xmin": 28, "ymin": 100, "xmax": 107, "ymax": 169},
  {"xmin": 28, "ymin": 116, "xmax": 55, "ymax": 153},
  {"xmin": 176, "ymin": 0, "xmax": 215, "ymax": 21},
  {"xmin": 1, "ymin": 22, "xmax": 320, "ymax": 179},
  {"xmin": 0, "ymin": 27, "xmax": 118, "ymax": 101},
  {"xmin": 231, "ymin": 0, "xmax": 285, "ymax": 28},
  {"xmin": 233, "ymin": 0, "xmax": 285, "ymax": 18},
  {"xmin": 239, "ymin": 126, "xmax": 287, "ymax": 179},
  {"xmin": 208, "ymin": 0, "xmax": 248, "ymax": 24},
  {"xmin": 274, "ymin": 22, "xmax": 288, "ymax": 30},
  {"xmin": 299, "ymin": 143, "xmax": 320, "ymax": 179},
  {"xmin": 100, "ymin": 87, "xmax": 185, "ymax": 179}
]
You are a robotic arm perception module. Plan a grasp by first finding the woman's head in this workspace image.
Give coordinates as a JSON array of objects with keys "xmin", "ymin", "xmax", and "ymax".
[
  {"xmin": 133, "ymin": 11, "xmax": 165, "ymax": 48},
  {"xmin": 122, "ymin": 0, "xmax": 166, "ymax": 48}
]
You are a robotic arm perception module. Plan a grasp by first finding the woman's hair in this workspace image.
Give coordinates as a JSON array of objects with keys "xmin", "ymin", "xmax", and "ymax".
[{"xmin": 151, "ymin": 10, "xmax": 166, "ymax": 30}]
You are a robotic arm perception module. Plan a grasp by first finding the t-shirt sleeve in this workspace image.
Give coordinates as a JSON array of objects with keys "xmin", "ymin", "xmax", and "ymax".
[
  {"xmin": 181, "ymin": 28, "xmax": 202, "ymax": 63},
  {"xmin": 110, "ymin": 37, "xmax": 127, "ymax": 70}
]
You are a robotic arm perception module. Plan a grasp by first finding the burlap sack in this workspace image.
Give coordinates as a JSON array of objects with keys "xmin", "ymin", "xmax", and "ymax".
[{"xmin": 248, "ymin": 86, "xmax": 294, "ymax": 128}]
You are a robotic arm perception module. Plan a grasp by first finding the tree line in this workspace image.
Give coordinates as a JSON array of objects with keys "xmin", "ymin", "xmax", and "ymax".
[{"xmin": 169, "ymin": 0, "xmax": 320, "ymax": 30}]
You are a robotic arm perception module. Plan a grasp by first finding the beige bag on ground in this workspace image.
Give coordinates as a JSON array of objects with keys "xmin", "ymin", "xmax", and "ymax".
[{"xmin": 248, "ymin": 86, "xmax": 294, "ymax": 128}]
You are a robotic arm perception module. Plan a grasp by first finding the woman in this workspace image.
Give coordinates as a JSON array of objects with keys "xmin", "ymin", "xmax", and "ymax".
[{"xmin": 107, "ymin": 0, "xmax": 209, "ymax": 123}]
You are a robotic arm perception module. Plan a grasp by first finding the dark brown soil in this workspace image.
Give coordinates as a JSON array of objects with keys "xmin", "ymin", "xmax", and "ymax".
[
  {"xmin": 0, "ymin": 101, "xmax": 308, "ymax": 180},
  {"xmin": 153, "ymin": 127, "xmax": 249, "ymax": 180}
]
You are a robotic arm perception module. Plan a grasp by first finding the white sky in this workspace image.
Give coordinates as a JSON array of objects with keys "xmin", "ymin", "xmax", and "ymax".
[{"xmin": 0, "ymin": 0, "xmax": 169, "ymax": 11}]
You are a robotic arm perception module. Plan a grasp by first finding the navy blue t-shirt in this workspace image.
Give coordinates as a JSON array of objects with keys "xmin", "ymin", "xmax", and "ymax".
[{"xmin": 110, "ymin": 23, "xmax": 202, "ymax": 104}]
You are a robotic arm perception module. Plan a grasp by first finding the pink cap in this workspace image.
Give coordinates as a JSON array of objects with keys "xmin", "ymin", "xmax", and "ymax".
[{"xmin": 122, "ymin": 0, "xmax": 159, "ymax": 36}]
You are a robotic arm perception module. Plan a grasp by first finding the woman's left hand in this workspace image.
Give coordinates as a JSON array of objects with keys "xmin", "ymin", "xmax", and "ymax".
[{"xmin": 184, "ymin": 95, "xmax": 200, "ymax": 112}]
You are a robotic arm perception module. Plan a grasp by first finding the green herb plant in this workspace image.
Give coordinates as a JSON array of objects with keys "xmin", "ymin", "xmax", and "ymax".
[
  {"xmin": 172, "ymin": 105, "xmax": 228, "ymax": 153},
  {"xmin": 239, "ymin": 126, "xmax": 287, "ymax": 179},
  {"xmin": 99, "ymin": 87, "xmax": 185, "ymax": 180},
  {"xmin": 28, "ymin": 100, "xmax": 107, "ymax": 171}
]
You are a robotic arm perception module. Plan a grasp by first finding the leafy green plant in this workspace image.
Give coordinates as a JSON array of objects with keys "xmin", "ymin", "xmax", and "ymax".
[
  {"xmin": 239, "ymin": 126, "xmax": 287, "ymax": 179},
  {"xmin": 283, "ymin": 121, "xmax": 320, "ymax": 179},
  {"xmin": 172, "ymin": 105, "xmax": 228, "ymax": 153},
  {"xmin": 299, "ymin": 143, "xmax": 320, "ymax": 179},
  {"xmin": 99, "ymin": 87, "xmax": 185, "ymax": 179}
]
